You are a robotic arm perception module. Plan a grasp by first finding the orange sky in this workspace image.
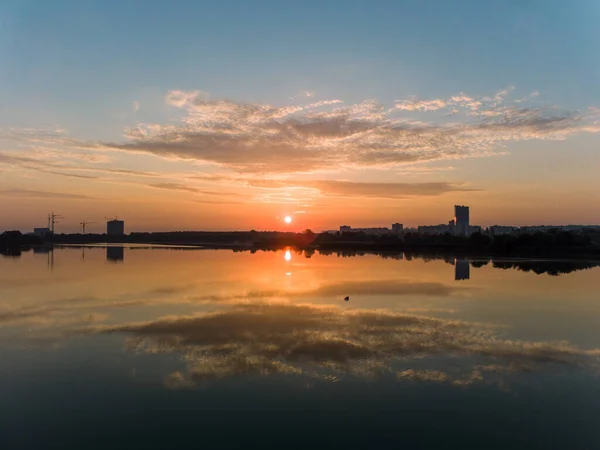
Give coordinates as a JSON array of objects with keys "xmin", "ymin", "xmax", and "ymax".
[{"xmin": 1, "ymin": 90, "xmax": 599, "ymax": 233}]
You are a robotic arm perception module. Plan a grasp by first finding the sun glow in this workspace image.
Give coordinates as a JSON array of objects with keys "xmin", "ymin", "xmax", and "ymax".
[
  {"xmin": 284, "ymin": 250, "xmax": 292, "ymax": 261},
  {"xmin": 284, "ymin": 215, "xmax": 292, "ymax": 224}
]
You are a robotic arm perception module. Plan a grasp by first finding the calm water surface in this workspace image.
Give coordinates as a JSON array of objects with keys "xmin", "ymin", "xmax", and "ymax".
[{"xmin": 1, "ymin": 246, "xmax": 600, "ymax": 449}]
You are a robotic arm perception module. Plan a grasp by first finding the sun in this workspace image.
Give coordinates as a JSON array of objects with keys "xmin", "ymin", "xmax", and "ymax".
[{"xmin": 284, "ymin": 215, "xmax": 292, "ymax": 224}]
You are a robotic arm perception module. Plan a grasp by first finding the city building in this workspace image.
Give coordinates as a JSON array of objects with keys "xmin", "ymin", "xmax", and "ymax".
[
  {"xmin": 454, "ymin": 205, "xmax": 470, "ymax": 236},
  {"xmin": 33, "ymin": 227, "xmax": 50, "ymax": 237},
  {"xmin": 468, "ymin": 225, "xmax": 482, "ymax": 235},
  {"xmin": 488, "ymin": 225, "xmax": 515, "ymax": 236},
  {"xmin": 418, "ymin": 224, "xmax": 452, "ymax": 235},
  {"xmin": 392, "ymin": 223, "xmax": 404, "ymax": 234},
  {"xmin": 339, "ymin": 225, "xmax": 394, "ymax": 235},
  {"xmin": 107, "ymin": 220, "xmax": 125, "ymax": 236}
]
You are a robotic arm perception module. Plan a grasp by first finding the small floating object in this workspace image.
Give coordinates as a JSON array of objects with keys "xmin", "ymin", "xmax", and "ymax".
[{"xmin": 344, "ymin": 296, "xmax": 350, "ymax": 302}]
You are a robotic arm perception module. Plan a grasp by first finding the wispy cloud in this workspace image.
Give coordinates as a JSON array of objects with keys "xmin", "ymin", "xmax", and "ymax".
[
  {"xmin": 93, "ymin": 87, "xmax": 599, "ymax": 174},
  {"xmin": 247, "ymin": 180, "xmax": 479, "ymax": 199},
  {"xmin": 0, "ymin": 150, "xmax": 159, "ymax": 179},
  {"xmin": 0, "ymin": 188, "xmax": 94, "ymax": 200},
  {"xmin": 189, "ymin": 174, "xmax": 476, "ymax": 199},
  {"xmin": 4, "ymin": 87, "xmax": 599, "ymax": 179},
  {"xmin": 148, "ymin": 182, "xmax": 246, "ymax": 198}
]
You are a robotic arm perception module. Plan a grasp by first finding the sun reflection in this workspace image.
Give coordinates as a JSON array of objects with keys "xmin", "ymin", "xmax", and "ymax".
[{"xmin": 284, "ymin": 250, "xmax": 292, "ymax": 261}]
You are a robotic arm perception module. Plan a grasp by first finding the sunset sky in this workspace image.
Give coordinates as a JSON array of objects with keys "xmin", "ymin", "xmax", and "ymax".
[{"xmin": 1, "ymin": 0, "xmax": 599, "ymax": 233}]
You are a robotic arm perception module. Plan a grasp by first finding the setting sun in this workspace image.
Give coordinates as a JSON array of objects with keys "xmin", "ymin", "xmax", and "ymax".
[{"xmin": 284, "ymin": 216, "xmax": 292, "ymax": 224}]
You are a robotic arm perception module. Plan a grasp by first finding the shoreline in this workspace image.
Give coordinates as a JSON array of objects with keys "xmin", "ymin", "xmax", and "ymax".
[{"xmin": 18, "ymin": 240, "xmax": 600, "ymax": 262}]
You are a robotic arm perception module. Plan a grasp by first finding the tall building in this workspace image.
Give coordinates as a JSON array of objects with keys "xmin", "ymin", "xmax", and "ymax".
[
  {"xmin": 107, "ymin": 220, "xmax": 125, "ymax": 236},
  {"xmin": 454, "ymin": 205, "xmax": 469, "ymax": 236},
  {"xmin": 392, "ymin": 223, "xmax": 404, "ymax": 234}
]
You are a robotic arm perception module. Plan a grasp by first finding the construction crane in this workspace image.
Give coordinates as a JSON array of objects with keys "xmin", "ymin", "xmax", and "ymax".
[
  {"xmin": 80, "ymin": 221, "xmax": 96, "ymax": 234},
  {"xmin": 48, "ymin": 212, "xmax": 63, "ymax": 234}
]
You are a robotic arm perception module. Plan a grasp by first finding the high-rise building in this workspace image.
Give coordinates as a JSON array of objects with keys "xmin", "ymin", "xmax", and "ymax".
[
  {"xmin": 392, "ymin": 223, "xmax": 404, "ymax": 234},
  {"xmin": 107, "ymin": 220, "xmax": 125, "ymax": 236},
  {"xmin": 454, "ymin": 205, "xmax": 469, "ymax": 236}
]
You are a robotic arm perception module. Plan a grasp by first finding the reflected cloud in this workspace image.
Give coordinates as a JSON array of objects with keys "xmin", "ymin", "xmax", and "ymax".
[
  {"xmin": 83, "ymin": 302, "xmax": 600, "ymax": 389},
  {"xmin": 188, "ymin": 279, "xmax": 472, "ymax": 304}
]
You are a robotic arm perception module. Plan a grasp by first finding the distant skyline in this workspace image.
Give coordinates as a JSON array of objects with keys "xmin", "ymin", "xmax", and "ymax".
[{"xmin": 1, "ymin": 0, "xmax": 600, "ymax": 232}]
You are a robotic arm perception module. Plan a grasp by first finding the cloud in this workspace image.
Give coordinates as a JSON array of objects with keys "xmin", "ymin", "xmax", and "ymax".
[
  {"xmin": 0, "ymin": 150, "xmax": 156, "ymax": 179},
  {"xmin": 3, "ymin": 88, "xmax": 599, "ymax": 178},
  {"xmin": 31, "ymin": 168, "xmax": 99, "ymax": 179},
  {"xmin": 94, "ymin": 168, "xmax": 158, "ymax": 177},
  {"xmin": 147, "ymin": 182, "xmax": 245, "ymax": 198},
  {"xmin": 0, "ymin": 188, "xmax": 94, "ymax": 200},
  {"xmin": 190, "ymin": 174, "xmax": 477, "ymax": 199},
  {"xmin": 395, "ymin": 98, "xmax": 448, "ymax": 111},
  {"xmin": 166, "ymin": 90, "xmax": 209, "ymax": 108},
  {"xmin": 92, "ymin": 88, "xmax": 600, "ymax": 175},
  {"xmin": 247, "ymin": 180, "xmax": 479, "ymax": 198},
  {"xmin": 133, "ymin": 101, "xmax": 140, "ymax": 112},
  {"xmin": 83, "ymin": 302, "xmax": 600, "ymax": 388}
]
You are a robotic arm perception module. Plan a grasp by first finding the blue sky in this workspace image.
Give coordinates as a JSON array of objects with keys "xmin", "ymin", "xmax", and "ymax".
[{"xmin": 1, "ymin": 0, "xmax": 599, "ymax": 231}]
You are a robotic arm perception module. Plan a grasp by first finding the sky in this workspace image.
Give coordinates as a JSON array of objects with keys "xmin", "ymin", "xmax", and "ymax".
[{"xmin": 1, "ymin": 0, "xmax": 599, "ymax": 233}]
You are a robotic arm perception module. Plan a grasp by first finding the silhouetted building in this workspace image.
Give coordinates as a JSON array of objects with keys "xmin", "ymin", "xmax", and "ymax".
[
  {"xmin": 392, "ymin": 223, "xmax": 404, "ymax": 234},
  {"xmin": 455, "ymin": 258, "xmax": 470, "ymax": 280},
  {"xmin": 33, "ymin": 227, "xmax": 50, "ymax": 237},
  {"xmin": 489, "ymin": 225, "xmax": 517, "ymax": 236},
  {"xmin": 106, "ymin": 246, "xmax": 124, "ymax": 262},
  {"xmin": 468, "ymin": 225, "xmax": 482, "ymax": 235},
  {"xmin": 454, "ymin": 205, "xmax": 469, "ymax": 236},
  {"xmin": 418, "ymin": 224, "xmax": 452, "ymax": 235},
  {"xmin": 107, "ymin": 220, "xmax": 125, "ymax": 236},
  {"xmin": 339, "ymin": 225, "xmax": 393, "ymax": 235}
]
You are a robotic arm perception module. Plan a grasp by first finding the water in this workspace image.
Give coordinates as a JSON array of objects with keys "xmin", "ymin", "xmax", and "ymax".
[{"xmin": 1, "ymin": 246, "xmax": 600, "ymax": 449}]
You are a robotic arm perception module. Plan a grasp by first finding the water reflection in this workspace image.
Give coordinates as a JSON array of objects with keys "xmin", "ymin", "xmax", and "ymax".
[
  {"xmin": 2, "ymin": 246, "xmax": 600, "ymax": 449},
  {"xmin": 106, "ymin": 246, "xmax": 124, "ymax": 262},
  {"xmin": 455, "ymin": 258, "xmax": 470, "ymax": 281},
  {"xmin": 88, "ymin": 301, "xmax": 598, "ymax": 390}
]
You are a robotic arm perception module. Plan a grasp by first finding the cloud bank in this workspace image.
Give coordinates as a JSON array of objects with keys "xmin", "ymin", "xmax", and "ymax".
[{"xmin": 96, "ymin": 87, "xmax": 600, "ymax": 174}]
